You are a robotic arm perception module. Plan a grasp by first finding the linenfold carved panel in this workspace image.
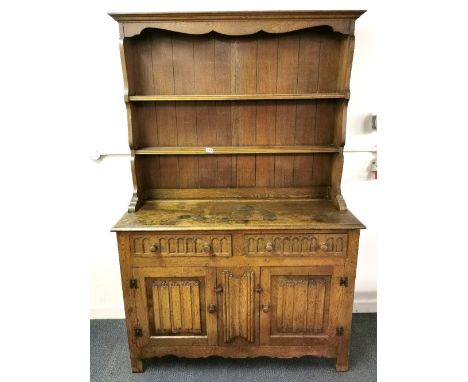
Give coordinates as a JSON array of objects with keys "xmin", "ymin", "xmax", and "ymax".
[
  {"xmin": 131, "ymin": 234, "xmax": 232, "ymax": 256},
  {"xmin": 151, "ymin": 280, "xmax": 203, "ymax": 335},
  {"xmin": 245, "ymin": 233, "xmax": 347, "ymax": 256},
  {"xmin": 274, "ymin": 278, "xmax": 328, "ymax": 334},
  {"xmin": 221, "ymin": 270, "xmax": 255, "ymax": 343}
]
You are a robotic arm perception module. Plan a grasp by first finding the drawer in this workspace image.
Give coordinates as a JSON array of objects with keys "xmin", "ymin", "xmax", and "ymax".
[
  {"xmin": 244, "ymin": 233, "xmax": 347, "ymax": 256},
  {"xmin": 130, "ymin": 234, "xmax": 232, "ymax": 257}
]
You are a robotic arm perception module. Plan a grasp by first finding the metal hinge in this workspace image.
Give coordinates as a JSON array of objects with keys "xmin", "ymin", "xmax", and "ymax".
[
  {"xmin": 336, "ymin": 327, "xmax": 344, "ymax": 336},
  {"xmin": 130, "ymin": 279, "xmax": 138, "ymax": 289},
  {"xmin": 134, "ymin": 328, "xmax": 143, "ymax": 337},
  {"xmin": 339, "ymin": 277, "xmax": 348, "ymax": 287}
]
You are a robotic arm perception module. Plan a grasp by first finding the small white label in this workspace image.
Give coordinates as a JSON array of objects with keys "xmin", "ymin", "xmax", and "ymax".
[{"xmin": 205, "ymin": 147, "xmax": 214, "ymax": 153}]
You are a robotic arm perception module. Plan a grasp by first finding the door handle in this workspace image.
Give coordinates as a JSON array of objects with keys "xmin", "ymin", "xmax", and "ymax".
[
  {"xmin": 208, "ymin": 304, "xmax": 217, "ymax": 313},
  {"xmin": 261, "ymin": 303, "xmax": 270, "ymax": 313}
]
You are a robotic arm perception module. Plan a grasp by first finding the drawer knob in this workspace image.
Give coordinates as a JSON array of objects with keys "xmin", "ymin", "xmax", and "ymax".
[
  {"xmin": 215, "ymin": 286, "xmax": 223, "ymax": 293},
  {"xmin": 320, "ymin": 243, "xmax": 328, "ymax": 251},
  {"xmin": 208, "ymin": 304, "xmax": 217, "ymax": 313},
  {"xmin": 255, "ymin": 285, "xmax": 263, "ymax": 293},
  {"xmin": 150, "ymin": 244, "xmax": 160, "ymax": 253},
  {"xmin": 203, "ymin": 243, "xmax": 212, "ymax": 253},
  {"xmin": 265, "ymin": 242, "xmax": 273, "ymax": 252},
  {"xmin": 262, "ymin": 303, "xmax": 270, "ymax": 313}
]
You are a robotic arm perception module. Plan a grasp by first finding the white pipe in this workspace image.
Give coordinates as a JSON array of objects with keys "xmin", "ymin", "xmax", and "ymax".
[{"xmin": 90, "ymin": 148, "xmax": 377, "ymax": 161}]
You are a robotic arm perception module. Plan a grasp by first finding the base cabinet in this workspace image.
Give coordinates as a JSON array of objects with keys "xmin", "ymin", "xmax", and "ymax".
[{"xmin": 117, "ymin": 230, "xmax": 360, "ymax": 372}]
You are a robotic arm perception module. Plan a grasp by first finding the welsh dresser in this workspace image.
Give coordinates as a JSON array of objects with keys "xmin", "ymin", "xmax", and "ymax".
[{"xmin": 109, "ymin": 10, "xmax": 366, "ymax": 372}]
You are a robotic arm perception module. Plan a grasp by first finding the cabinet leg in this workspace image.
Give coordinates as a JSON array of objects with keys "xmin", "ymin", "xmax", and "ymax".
[
  {"xmin": 335, "ymin": 333, "xmax": 350, "ymax": 372},
  {"xmin": 131, "ymin": 357, "xmax": 144, "ymax": 373},
  {"xmin": 335, "ymin": 355, "xmax": 349, "ymax": 372}
]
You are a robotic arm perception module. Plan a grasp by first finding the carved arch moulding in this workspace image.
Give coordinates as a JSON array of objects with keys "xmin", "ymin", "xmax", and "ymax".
[{"xmin": 109, "ymin": 11, "xmax": 365, "ymax": 38}]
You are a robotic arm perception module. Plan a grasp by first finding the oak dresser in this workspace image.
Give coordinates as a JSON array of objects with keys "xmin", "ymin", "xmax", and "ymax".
[{"xmin": 109, "ymin": 10, "xmax": 366, "ymax": 372}]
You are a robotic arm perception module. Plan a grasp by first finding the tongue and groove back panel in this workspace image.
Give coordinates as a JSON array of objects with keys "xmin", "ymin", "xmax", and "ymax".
[
  {"xmin": 134, "ymin": 100, "xmax": 337, "ymax": 147},
  {"xmin": 139, "ymin": 155, "xmax": 331, "ymax": 189},
  {"xmin": 126, "ymin": 28, "xmax": 344, "ymax": 95},
  {"xmin": 124, "ymin": 28, "xmax": 346, "ymax": 197}
]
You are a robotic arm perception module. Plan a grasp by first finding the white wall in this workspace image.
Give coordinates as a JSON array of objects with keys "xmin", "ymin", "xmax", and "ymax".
[{"xmin": 87, "ymin": 1, "xmax": 377, "ymax": 318}]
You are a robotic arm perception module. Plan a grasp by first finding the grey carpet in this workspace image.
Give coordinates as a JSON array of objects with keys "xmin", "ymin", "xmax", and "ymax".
[{"xmin": 91, "ymin": 313, "xmax": 376, "ymax": 382}]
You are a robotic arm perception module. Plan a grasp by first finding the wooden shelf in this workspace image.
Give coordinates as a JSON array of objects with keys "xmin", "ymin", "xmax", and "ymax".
[
  {"xmin": 112, "ymin": 199, "xmax": 365, "ymax": 232},
  {"xmin": 128, "ymin": 93, "xmax": 347, "ymax": 102},
  {"xmin": 135, "ymin": 146, "xmax": 340, "ymax": 155}
]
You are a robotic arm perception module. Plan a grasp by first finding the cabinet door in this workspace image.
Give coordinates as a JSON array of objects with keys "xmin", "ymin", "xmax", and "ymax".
[
  {"xmin": 260, "ymin": 266, "xmax": 340, "ymax": 346},
  {"xmin": 217, "ymin": 268, "xmax": 260, "ymax": 345},
  {"xmin": 134, "ymin": 267, "xmax": 217, "ymax": 346}
]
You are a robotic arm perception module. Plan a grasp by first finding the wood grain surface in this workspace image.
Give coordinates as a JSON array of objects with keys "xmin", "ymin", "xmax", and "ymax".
[{"xmin": 112, "ymin": 200, "xmax": 365, "ymax": 231}]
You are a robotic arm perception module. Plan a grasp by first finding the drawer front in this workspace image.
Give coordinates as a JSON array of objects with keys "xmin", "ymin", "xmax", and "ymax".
[
  {"xmin": 130, "ymin": 234, "xmax": 232, "ymax": 257},
  {"xmin": 244, "ymin": 233, "xmax": 347, "ymax": 256}
]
